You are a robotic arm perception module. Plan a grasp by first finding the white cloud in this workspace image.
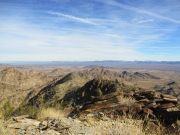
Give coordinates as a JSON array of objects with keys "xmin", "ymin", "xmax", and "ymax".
[
  {"xmin": 1, "ymin": 0, "xmax": 179, "ymax": 61},
  {"xmin": 47, "ymin": 11, "xmax": 98, "ymax": 25},
  {"xmin": 100, "ymin": 0, "xmax": 180, "ymax": 24},
  {"xmin": 136, "ymin": 19, "xmax": 154, "ymax": 24},
  {"xmin": 0, "ymin": 21, "xmax": 144, "ymax": 61}
]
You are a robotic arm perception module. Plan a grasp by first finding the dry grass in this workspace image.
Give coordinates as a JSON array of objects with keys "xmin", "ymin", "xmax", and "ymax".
[
  {"xmin": 0, "ymin": 106, "xmax": 166, "ymax": 135},
  {"xmin": 37, "ymin": 107, "xmax": 66, "ymax": 120},
  {"xmin": 0, "ymin": 119, "xmax": 11, "ymax": 135},
  {"xmin": 80, "ymin": 116, "xmax": 163, "ymax": 135},
  {"xmin": 117, "ymin": 95, "xmax": 136, "ymax": 105}
]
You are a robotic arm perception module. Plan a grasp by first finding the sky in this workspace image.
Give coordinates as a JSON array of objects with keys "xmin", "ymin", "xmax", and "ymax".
[{"xmin": 0, "ymin": 0, "xmax": 180, "ymax": 61}]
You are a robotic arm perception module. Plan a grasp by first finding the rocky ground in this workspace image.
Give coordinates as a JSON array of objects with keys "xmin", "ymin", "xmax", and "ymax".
[{"xmin": 1, "ymin": 115, "xmax": 158, "ymax": 135}]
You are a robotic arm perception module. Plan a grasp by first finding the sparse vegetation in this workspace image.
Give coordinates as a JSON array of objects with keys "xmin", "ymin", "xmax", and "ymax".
[
  {"xmin": 73, "ymin": 116, "xmax": 164, "ymax": 135},
  {"xmin": 37, "ymin": 107, "xmax": 66, "ymax": 120},
  {"xmin": 0, "ymin": 120, "xmax": 11, "ymax": 135},
  {"xmin": 116, "ymin": 95, "xmax": 136, "ymax": 105},
  {"xmin": 15, "ymin": 105, "xmax": 38, "ymax": 118},
  {"xmin": 0, "ymin": 99, "xmax": 14, "ymax": 120}
]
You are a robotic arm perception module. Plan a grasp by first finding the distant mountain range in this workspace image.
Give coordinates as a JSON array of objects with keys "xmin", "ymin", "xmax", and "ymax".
[
  {"xmin": 1, "ymin": 60, "xmax": 180, "ymax": 65},
  {"xmin": 1, "ymin": 61, "xmax": 180, "ymax": 71}
]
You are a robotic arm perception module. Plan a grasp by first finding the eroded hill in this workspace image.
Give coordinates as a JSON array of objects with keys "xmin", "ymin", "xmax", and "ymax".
[{"xmin": 0, "ymin": 67, "xmax": 53, "ymax": 106}]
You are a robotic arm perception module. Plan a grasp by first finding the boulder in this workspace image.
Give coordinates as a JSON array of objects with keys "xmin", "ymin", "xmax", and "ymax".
[
  {"xmin": 166, "ymin": 107, "xmax": 179, "ymax": 112},
  {"xmin": 39, "ymin": 121, "xmax": 48, "ymax": 130},
  {"xmin": 162, "ymin": 94, "xmax": 178, "ymax": 103},
  {"xmin": 160, "ymin": 103, "xmax": 175, "ymax": 109}
]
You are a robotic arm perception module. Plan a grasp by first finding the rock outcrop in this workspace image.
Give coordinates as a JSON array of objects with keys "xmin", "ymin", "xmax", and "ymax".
[
  {"xmin": 154, "ymin": 81, "xmax": 180, "ymax": 104},
  {"xmin": 4, "ymin": 115, "xmax": 71, "ymax": 135},
  {"xmin": 134, "ymin": 91, "xmax": 180, "ymax": 125},
  {"xmin": 62, "ymin": 79, "xmax": 179, "ymax": 126},
  {"xmin": 62, "ymin": 79, "xmax": 137, "ymax": 108}
]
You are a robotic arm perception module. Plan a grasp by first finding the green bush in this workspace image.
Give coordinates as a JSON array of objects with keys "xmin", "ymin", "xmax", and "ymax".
[
  {"xmin": 14, "ymin": 105, "xmax": 38, "ymax": 118},
  {"xmin": 1, "ymin": 100, "xmax": 14, "ymax": 120}
]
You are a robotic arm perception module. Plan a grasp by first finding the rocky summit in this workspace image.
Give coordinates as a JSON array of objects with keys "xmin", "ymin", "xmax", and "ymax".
[{"xmin": 62, "ymin": 79, "xmax": 179, "ymax": 127}]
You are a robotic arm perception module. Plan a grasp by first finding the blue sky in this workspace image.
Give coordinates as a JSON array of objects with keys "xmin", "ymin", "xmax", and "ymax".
[{"xmin": 0, "ymin": 0, "xmax": 180, "ymax": 61}]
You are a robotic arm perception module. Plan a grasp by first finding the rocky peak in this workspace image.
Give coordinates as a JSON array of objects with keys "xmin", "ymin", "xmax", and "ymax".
[
  {"xmin": 62, "ymin": 79, "xmax": 123, "ymax": 107},
  {"xmin": 120, "ymin": 71, "xmax": 160, "ymax": 80}
]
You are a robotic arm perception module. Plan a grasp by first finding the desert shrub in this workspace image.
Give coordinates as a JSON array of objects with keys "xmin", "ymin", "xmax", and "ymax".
[
  {"xmin": 0, "ymin": 100, "xmax": 14, "ymax": 120},
  {"xmin": 14, "ymin": 105, "xmax": 38, "ymax": 118},
  {"xmin": 117, "ymin": 95, "xmax": 135, "ymax": 105},
  {"xmin": 36, "ymin": 107, "xmax": 66, "ymax": 120}
]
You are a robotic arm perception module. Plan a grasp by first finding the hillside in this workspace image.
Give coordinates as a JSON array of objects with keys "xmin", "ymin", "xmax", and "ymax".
[
  {"xmin": 17, "ymin": 69, "xmax": 179, "ymax": 123},
  {"xmin": 15, "ymin": 77, "xmax": 180, "ymax": 135},
  {"xmin": 0, "ymin": 67, "xmax": 53, "ymax": 106},
  {"xmin": 21, "ymin": 67, "xmax": 157, "ymax": 109}
]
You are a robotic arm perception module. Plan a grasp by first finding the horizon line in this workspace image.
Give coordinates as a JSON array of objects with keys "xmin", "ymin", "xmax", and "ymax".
[{"xmin": 1, "ymin": 60, "xmax": 180, "ymax": 63}]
